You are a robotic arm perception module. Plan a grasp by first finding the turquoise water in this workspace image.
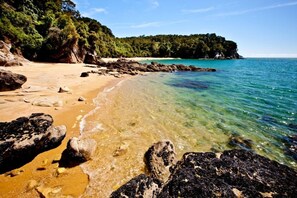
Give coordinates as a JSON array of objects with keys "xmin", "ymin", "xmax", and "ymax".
[
  {"xmin": 142, "ymin": 58, "xmax": 297, "ymax": 165},
  {"xmin": 80, "ymin": 58, "xmax": 297, "ymax": 196}
]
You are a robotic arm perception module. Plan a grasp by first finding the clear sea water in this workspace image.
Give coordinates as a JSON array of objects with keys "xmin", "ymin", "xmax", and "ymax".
[{"xmin": 80, "ymin": 58, "xmax": 297, "ymax": 197}]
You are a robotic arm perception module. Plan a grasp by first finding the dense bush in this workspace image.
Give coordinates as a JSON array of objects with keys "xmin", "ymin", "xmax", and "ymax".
[{"xmin": 0, "ymin": 0, "xmax": 239, "ymax": 61}]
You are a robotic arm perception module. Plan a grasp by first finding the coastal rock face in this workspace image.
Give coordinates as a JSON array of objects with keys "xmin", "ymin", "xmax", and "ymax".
[
  {"xmin": 144, "ymin": 140, "xmax": 177, "ymax": 182},
  {"xmin": 59, "ymin": 137, "xmax": 97, "ymax": 167},
  {"xmin": 0, "ymin": 69, "xmax": 27, "ymax": 91},
  {"xmin": 0, "ymin": 40, "xmax": 24, "ymax": 67},
  {"xmin": 110, "ymin": 174, "xmax": 162, "ymax": 198},
  {"xmin": 112, "ymin": 143, "xmax": 297, "ymax": 197},
  {"xmin": 0, "ymin": 113, "xmax": 66, "ymax": 173}
]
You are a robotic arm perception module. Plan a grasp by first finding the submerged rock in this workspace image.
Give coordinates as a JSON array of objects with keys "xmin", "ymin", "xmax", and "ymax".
[
  {"xmin": 0, "ymin": 113, "xmax": 66, "ymax": 173},
  {"xmin": 59, "ymin": 137, "xmax": 97, "ymax": 167},
  {"xmin": 228, "ymin": 134, "xmax": 253, "ymax": 150},
  {"xmin": 112, "ymin": 142, "xmax": 297, "ymax": 198},
  {"xmin": 282, "ymin": 135, "xmax": 297, "ymax": 161},
  {"xmin": 144, "ymin": 140, "xmax": 177, "ymax": 182},
  {"xmin": 0, "ymin": 69, "xmax": 27, "ymax": 91}
]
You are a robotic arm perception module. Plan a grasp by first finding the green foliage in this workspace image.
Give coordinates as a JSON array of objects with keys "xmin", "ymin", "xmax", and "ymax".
[
  {"xmin": 119, "ymin": 34, "xmax": 239, "ymax": 59},
  {"xmin": 0, "ymin": 0, "xmax": 239, "ymax": 61}
]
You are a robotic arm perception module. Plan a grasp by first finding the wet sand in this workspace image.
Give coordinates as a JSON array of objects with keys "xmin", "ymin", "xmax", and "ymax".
[{"xmin": 0, "ymin": 62, "xmax": 123, "ymax": 197}]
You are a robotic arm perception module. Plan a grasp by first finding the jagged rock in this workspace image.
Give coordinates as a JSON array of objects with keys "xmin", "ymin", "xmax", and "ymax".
[
  {"xmin": 59, "ymin": 137, "xmax": 97, "ymax": 167},
  {"xmin": 0, "ymin": 113, "xmax": 66, "ymax": 173},
  {"xmin": 110, "ymin": 174, "xmax": 162, "ymax": 198},
  {"xmin": 58, "ymin": 86, "xmax": 71, "ymax": 93},
  {"xmin": 144, "ymin": 140, "xmax": 177, "ymax": 182},
  {"xmin": 0, "ymin": 69, "xmax": 27, "ymax": 91},
  {"xmin": 80, "ymin": 72, "xmax": 89, "ymax": 77},
  {"xmin": 159, "ymin": 150, "xmax": 297, "ymax": 197},
  {"xmin": 112, "ymin": 143, "xmax": 297, "ymax": 198}
]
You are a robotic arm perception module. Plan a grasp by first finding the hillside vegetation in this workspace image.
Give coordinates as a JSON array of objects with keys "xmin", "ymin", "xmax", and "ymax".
[{"xmin": 0, "ymin": 0, "xmax": 240, "ymax": 62}]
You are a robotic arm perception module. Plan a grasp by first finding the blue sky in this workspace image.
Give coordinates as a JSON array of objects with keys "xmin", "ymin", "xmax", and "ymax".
[{"xmin": 74, "ymin": 0, "xmax": 297, "ymax": 57}]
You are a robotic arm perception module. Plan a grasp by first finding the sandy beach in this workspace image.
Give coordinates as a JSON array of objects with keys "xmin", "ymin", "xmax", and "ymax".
[{"xmin": 0, "ymin": 62, "xmax": 123, "ymax": 197}]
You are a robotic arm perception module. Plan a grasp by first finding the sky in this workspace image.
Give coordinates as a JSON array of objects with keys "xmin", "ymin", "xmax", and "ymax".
[{"xmin": 74, "ymin": 0, "xmax": 297, "ymax": 57}]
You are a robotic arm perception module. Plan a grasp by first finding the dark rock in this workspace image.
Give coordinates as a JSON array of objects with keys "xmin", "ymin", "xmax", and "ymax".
[
  {"xmin": 80, "ymin": 72, "xmax": 89, "ymax": 77},
  {"xmin": 84, "ymin": 52, "xmax": 101, "ymax": 65},
  {"xmin": 110, "ymin": 174, "xmax": 162, "ymax": 198},
  {"xmin": 282, "ymin": 135, "xmax": 297, "ymax": 161},
  {"xmin": 0, "ymin": 69, "xmax": 27, "ymax": 91},
  {"xmin": 159, "ymin": 150, "xmax": 297, "ymax": 197},
  {"xmin": 228, "ymin": 134, "xmax": 253, "ymax": 150},
  {"xmin": 144, "ymin": 140, "xmax": 177, "ymax": 182},
  {"xmin": 0, "ymin": 113, "xmax": 66, "ymax": 173},
  {"xmin": 59, "ymin": 137, "xmax": 97, "ymax": 168},
  {"xmin": 96, "ymin": 59, "xmax": 216, "ymax": 77},
  {"xmin": 112, "ymin": 142, "xmax": 297, "ymax": 198}
]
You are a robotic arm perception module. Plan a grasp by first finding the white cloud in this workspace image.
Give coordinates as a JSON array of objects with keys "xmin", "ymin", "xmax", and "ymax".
[
  {"xmin": 81, "ymin": 7, "xmax": 107, "ymax": 17},
  {"xmin": 182, "ymin": 7, "xmax": 215, "ymax": 14},
  {"xmin": 216, "ymin": 1, "xmax": 297, "ymax": 16},
  {"xmin": 150, "ymin": 0, "xmax": 159, "ymax": 8},
  {"xmin": 131, "ymin": 22, "xmax": 161, "ymax": 28}
]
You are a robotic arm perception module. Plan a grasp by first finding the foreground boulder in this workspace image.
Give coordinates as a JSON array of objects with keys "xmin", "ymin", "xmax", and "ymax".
[
  {"xmin": 0, "ymin": 113, "xmax": 66, "ymax": 173},
  {"xmin": 144, "ymin": 140, "xmax": 177, "ymax": 182},
  {"xmin": 112, "ymin": 143, "xmax": 297, "ymax": 197},
  {"xmin": 59, "ymin": 137, "xmax": 97, "ymax": 167},
  {"xmin": 0, "ymin": 69, "xmax": 27, "ymax": 91}
]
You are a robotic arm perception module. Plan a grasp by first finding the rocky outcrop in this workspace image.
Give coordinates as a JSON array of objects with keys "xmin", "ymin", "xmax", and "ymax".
[
  {"xmin": 84, "ymin": 52, "xmax": 103, "ymax": 65},
  {"xmin": 0, "ymin": 40, "xmax": 25, "ymax": 66},
  {"xmin": 144, "ymin": 140, "xmax": 177, "ymax": 182},
  {"xmin": 0, "ymin": 113, "xmax": 66, "ymax": 173},
  {"xmin": 0, "ymin": 69, "xmax": 27, "ymax": 91},
  {"xmin": 59, "ymin": 137, "xmax": 97, "ymax": 167},
  {"xmin": 81, "ymin": 59, "xmax": 217, "ymax": 78},
  {"xmin": 111, "ymin": 143, "xmax": 297, "ymax": 198},
  {"xmin": 93, "ymin": 59, "xmax": 216, "ymax": 77}
]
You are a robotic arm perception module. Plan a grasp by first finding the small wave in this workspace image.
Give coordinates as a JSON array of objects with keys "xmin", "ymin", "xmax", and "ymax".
[{"xmin": 79, "ymin": 79, "xmax": 126, "ymax": 136}]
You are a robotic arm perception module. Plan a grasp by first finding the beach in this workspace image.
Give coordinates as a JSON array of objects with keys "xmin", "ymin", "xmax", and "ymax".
[{"xmin": 0, "ymin": 62, "xmax": 123, "ymax": 197}]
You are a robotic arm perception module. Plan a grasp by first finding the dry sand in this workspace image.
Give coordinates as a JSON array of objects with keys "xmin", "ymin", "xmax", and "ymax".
[{"xmin": 0, "ymin": 62, "xmax": 123, "ymax": 197}]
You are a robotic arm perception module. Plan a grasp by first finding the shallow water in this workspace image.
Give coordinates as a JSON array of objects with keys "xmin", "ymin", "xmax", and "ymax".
[{"xmin": 80, "ymin": 58, "xmax": 297, "ymax": 197}]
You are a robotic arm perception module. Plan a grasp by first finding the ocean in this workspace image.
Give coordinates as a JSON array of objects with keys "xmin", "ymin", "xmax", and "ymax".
[{"xmin": 80, "ymin": 58, "xmax": 297, "ymax": 197}]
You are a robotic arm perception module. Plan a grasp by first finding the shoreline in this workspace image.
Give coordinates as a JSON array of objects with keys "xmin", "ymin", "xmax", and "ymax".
[
  {"xmin": 0, "ymin": 62, "xmax": 125, "ymax": 197},
  {"xmin": 101, "ymin": 57, "xmax": 179, "ymax": 63}
]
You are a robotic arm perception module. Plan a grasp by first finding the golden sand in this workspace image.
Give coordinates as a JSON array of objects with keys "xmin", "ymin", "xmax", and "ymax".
[{"xmin": 0, "ymin": 62, "xmax": 123, "ymax": 197}]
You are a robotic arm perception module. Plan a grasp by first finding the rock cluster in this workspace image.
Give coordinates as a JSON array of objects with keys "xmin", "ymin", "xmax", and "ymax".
[
  {"xmin": 0, "ymin": 113, "xmax": 66, "ymax": 173},
  {"xmin": 111, "ymin": 141, "xmax": 297, "ymax": 198},
  {"xmin": 0, "ymin": 69, "xmax": 27, "ymax": 91},
  {"xmin": 83, "ymin": 59, "xmax": 216, "ymax": 78}
]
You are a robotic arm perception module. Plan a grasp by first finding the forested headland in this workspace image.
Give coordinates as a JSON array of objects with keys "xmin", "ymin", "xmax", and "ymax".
[{"xmin": 0, "ymin": 0, "xmax": 241, "ymax": 63}]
